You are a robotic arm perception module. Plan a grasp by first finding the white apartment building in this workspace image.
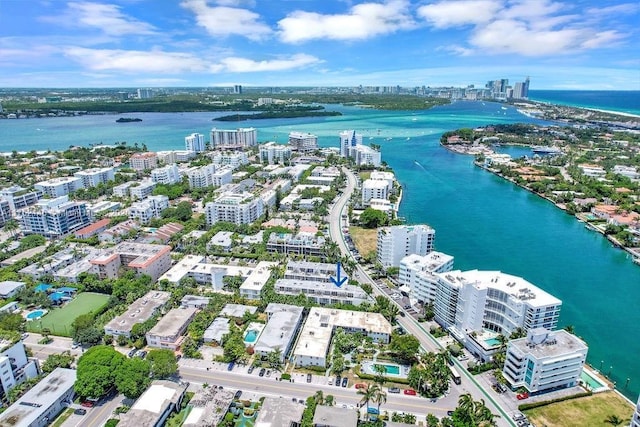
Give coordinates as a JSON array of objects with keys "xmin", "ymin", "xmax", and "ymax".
[
  {"xmin": 351, "ymin": 144, "xmax": 381, "ymax": 167},
  {"xmin": 0, "ymin": 200, "xmax": 12, "ymax": 228},
  {"xmin": 370, "ymin": 171, "xmax": 395, "ymax": 190},
  {"xmin": 238, "ymin": 261, "xmax": 278, "ymax": 300},
  {"xmin": 613, "ymin": 165, "xmax": 639, "ymax": 180},
  {"xmin": 205, "ymin": 192, "xmax": 264, "ymax": 225},
  {"xmin": 339, "ymin": 130, "xmax": 363, "ymax": 157},
  {"xmin": 362, "ymin": 179, "xmax": 389, "ymax": 205},
  {"xmin": 289, "ymin": 131, "xmax": 318, "ymax": 152},
  {"xmin": 146, "ymin": 307, "xmax": 198, "ymax": 350},
  {"xmin": 185, "ymin": 132, "xmax": 206, "ymax": 153},
  {"xmin": 104, "ymin": 290, "xmax": 171, "ymax": 337},
  {"xmin": 34, "ymin": 176, "xmax": 83, "ymax": 197},
  {"xmin": 259, "ymin": 142, "xmax": 292, "ymax": 165},
  {"xmin": 399, "ymin": 252, "xmax": 455, "ymax": 303},
  {"xmin": 151, "ymin": 164, "xmax": 181, "ymax": 185},
  {"xmin": 434, "ymin": 270, "xmax": 562, "ymax": 346},
  {"xmin": 129, "ymin": 152, "xmax": 158, "ymax": 171},
  {"xmin": 0, "ymin": 186, "xmax": 42, "ymax": 214},
  {"xmin": 157, "ymin": 150, "xmax": 196, "ymax": 164},
  {"xmin": 503, "ymin": 329, "xmax": 587, "ymax": 394},
  {"xmin": 0, "ymin": 339, "xmax": 40, "ymax": 401},
  {"xmin": 377, "ymin": 224, "xmax": 435, "ymax": 268},
  {"xmin": 275, "ymin": 279, "xmax": 368, "ymax": 306},
  {"xmin": 293, "ymin": 307, "xmax": 392, "ymax": 367},
  {"xmin": 210, "ymin": 152, "xmax": 249, "ymax": 169},
  {"xmin": 186, "ymin": 164, "xmax": 232, "ymax": 189},
  {"xmin": 19, "ymin": 196, "xmax": 89, "ymax": 237},
  {"xmin": 74, "ymin": 167, "xmax": 115, "ymax": 187},
  {"xmin": 129, "ymin": 195, "xmax": 169, "ymax": 224},
  {"xmin": 578, "ymin": 164, "xmax": 606, "ymax": 178},
  {"xmin": 129, "ymin": 180, "xmax": 157, "ymax": 199},
  {"xmin": 253, "ymin": 304, "xmax": 304, "ymax": 362},
  {"xmin": 210, "ymin": 127, "xmax": 257, "ymax": 149}
]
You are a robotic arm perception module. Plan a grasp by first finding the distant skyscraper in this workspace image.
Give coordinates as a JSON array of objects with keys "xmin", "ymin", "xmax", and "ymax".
[
  {"xmin": 234, "ymin": 85, "xmax": 242, "ymax": 94},
  {"xmin": 523, "ymin": 76, "xmax": 530, "ymax": 98},
  {"xmin": 185, "ymin": 133, "xmax": 206, "ymax": 153},
  {"xmin": 137, "ymin": 88, "xmax": 154, "ymax": 99}
]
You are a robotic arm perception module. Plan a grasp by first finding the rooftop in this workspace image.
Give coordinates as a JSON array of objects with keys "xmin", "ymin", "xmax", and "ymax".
[
  {"xmin": 239, "ymin": 261, "xmax": 277, "ymax": 293},
  {"xmin": 147, "ymin": 307, "xmax": 198, "ymax": 338},
  {"xmin": 254, "ymin": 304, "xmax": 304, "ymax": 354},
  {"xmin": 182, "ymin": 387, "xmax": 234, "ymax": 427},
  {"xmin": 220, "ymin": 303, "xmax": 258, "ymax": 317},
  {"xmin": 0, "ymin": 368, "xmax": 76, "ymax": 427},
  {"xmin": 104, "ymin": 290, "xmax": 170, "ymax": 333},
  {"xmin": 509, "ymin": 329, "xmax": 588, "ymax": 359},
  {"xmin": 253, "ymin": 396, "xmax": 304, "ymax": 427},
  {"xmin": 119, "ymin": 380, "xmax": 187, "ymax": 427},
  {"xmin": 312, "ymin": 405, "xmax": 358, "ymax": 427}
]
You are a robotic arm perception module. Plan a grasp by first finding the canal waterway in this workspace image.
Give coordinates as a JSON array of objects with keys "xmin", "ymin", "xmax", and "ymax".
[{"xmin": 1, "ymin": 100, "xmax": 638, "ymax": 400}]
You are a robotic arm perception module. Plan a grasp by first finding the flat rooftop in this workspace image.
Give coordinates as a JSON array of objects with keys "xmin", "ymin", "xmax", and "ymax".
[
  {"xmin": 220, "ymin": 303, "xmax": 257, "ymax": 317},
  {"xmin": 182, "ymin": 387, "xmax": 234, "ymax": 427},
  {"xmin": 510, "ymin": 329, "xmax": 588, "ymax": 358},
  {"xmin": 105, "ymin": 290, "xmax": 170, "ymax": 333},
  {"xmin": 255, "ymin": 304, "xmax": 303, "ymax": 354},
  {"xmin": 313, "ymin": 405, "xmax": 358, "ymax": 427},
  {"xmin": 254, "ymin": 396, "xmax": 304, "ymax": 426},
  {"xmin": 438, "ymin": 269, "xmax": 561, "ymax": 307},
  {"xmin": 239, "ymin": 261, "xmax": 277, "ymax": 293},
  {"xmin": 119, "ymin": 380, "xmax": 187, "ymax": 427},
  {"xmin": 203, "ymin": 317, "xmax": 230, "ymax": 343},
  {"xmin": 148, "ymin": 307, "xmax": 198, "ymax": 337},
  {"xmin": 160, "ymin": 254, "xmax": 254, "ymax": 283},
  {"xmin": 402, "ymin": 251, "xmax": 454, "ymax": 273},
  {"xmin": 0, "ymin": 368, "xmax": 76, "ymax": 427}
]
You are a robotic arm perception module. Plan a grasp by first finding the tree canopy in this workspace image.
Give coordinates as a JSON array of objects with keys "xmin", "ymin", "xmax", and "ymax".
[
  {"xmin": 115, "ymin": 357, "xmax": 151, "ymax": 399},
  {"xmin": 75, "ymin": 346, "xmax": 125, "ymax": 398},
  {"xmin": 146, "ymin": 349, "xmax": 178, "ymax": 379}
]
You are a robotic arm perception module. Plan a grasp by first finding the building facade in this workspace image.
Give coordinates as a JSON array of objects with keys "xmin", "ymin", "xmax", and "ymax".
[
  {"xmin": 377, "ymin": 225, "xmax": 435, "ymax": 268},
  {"xmin": 289, "ymin": 131, "xmax": 318, "ymax": 152},
  {"xmin": 146, "ymin": 307, "xmax": 198, "ymax": 350},
  {"xmin": 129, "ymin": 195, "xmax": 169, "ymax": 224},
  {"xmin": 259, "ymin": 142, "xmax": 292, "ymax": 165},
  {"xmin": 34, "ymin": 177, "xmax": 83, "ymax": 197},
  {"xmin": 502, "ymin": 329, "xmax": 587, "ymax": 394},
  {"xmin": 399, "ymin": 252, "xmax": 455, "ymax": 304},
  {"xmin": 19, "ymin": 196, "xmax": 89, "ymax": 237},
  {"xmin": 151, "ymin": 164, "xmax": 181, "ymax": 185},
  {"xmin": 205, "ymin": 192, "xmax": 264, "ymax": 225},
  {"xmin": 74, "ymin": 167, "xmax": 115, "ymax": 187},
  {"xmin": 129, "ymin": 152, "xmax": 158, "ymax": 171},
  {"xmin": 210, "ymin": 127, "xmax": 257, "ymax": 149},
  {"xmin": 0, "ymin": 339, "xmax": 40, "ymax": 401},
  {"xmin": 185, "ymin": 132, "xmax": 206, "ymax": 153}
]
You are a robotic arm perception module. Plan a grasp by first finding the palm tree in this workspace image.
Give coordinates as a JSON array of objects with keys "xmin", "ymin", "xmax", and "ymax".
[
  {"xmin": 373, "ymin": 388, "xmax": 387, "ymax": 416},
  {"xmin": 604, "ymin": 415, "xmax": 625, "ymax": 426},
  {"xmin": 385, "ymin": 304, "xmax": 400, "ymax": 323},
  {"xmin": 358, "ymin": 385, "xmax": 378, "ymax": 419},
  {"xmin": 3, "ymin": 219, "xmax": 19, "ymax": 240},
  {"xmin": 373, "ymin": 364, "xmax": 387, "ymax": 387},
  {"xmin": 313, "ymin": 390, "xmax": 325, "ymax": 406},
  {"xmin": 324, "ymin": 394, "xmax": 335, "ymax": 406}
]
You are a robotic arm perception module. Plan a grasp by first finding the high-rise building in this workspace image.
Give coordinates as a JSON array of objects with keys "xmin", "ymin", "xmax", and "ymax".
[
  {"xmin": 339, "ymin": 130, "xmax": 362, "ymax": 157},
  {"xmin": 399, "ymin": 252, "xmax": 455, "ymax": 303},
  {"xmin": 0, "ymin": 339, "xmax": 40, "ymax": 401},
  {"xmin": 210, "ymin": 128, "xmax": 257, "ymax": 149},
  {"xmin": 259, "ymin": 142, "xmax": 292, "ymax": 165},
  {"xmin": 74, "ymin": 167, "xmax": 115, "ymax": 188},
  {"xmin": 151, "ymin": 164, "xmax": 181, "ymax": 185},
  {"xmin": 19, "ymin": 196, "xmax": 90, "ymax": 237},
  {"xmin": 631, "ymin": 394, "xmax": 640, "ymax": 427},
  {"xmin": 233, "ymin": 85, "xmax": 242, "ymax": 94},
  {"xmin": 34, "ymin": 177, "xmax": 84, "ymax": 197},
  {"xmin": 377, "ymin": 225, "xmax": 435, "ymax": 268},
  {"xmin": 185, "ymin": 133, "xmax": 206, "ymax": 153},
  {"xmin": 205, "ymin": 192, "xmax": 264, "ymax": 225},
  {"xmin": 288, "ymin": 132, "xmax": 318, "ymax": 152},
  {"xmin": 129, "ymin": 152, "xmax": 158, "ymax": 171},
  {"xmin": 137, "ymin": 88, "xmax": 154, "ymax": 99}
]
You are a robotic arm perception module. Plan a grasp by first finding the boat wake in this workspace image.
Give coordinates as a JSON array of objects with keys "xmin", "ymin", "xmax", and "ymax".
[{"xmin": 414, "ymin": 160, "xmax": 427, "ymax": 172}]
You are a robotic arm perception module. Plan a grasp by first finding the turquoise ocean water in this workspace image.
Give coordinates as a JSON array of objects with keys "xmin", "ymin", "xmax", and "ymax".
[{"xmin": 1, "ymin": 99, "xmax": 638, "ymax": 400}]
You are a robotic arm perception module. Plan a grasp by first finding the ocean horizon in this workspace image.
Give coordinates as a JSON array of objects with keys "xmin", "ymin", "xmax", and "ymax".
[{"xmin": 528, "ymin": 89, "xmax": 640, "ymax": 116}]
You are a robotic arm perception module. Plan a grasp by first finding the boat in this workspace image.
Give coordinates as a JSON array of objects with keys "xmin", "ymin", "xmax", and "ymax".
[
  {"xmin": 501, "ymin": 106, "xmax": 507, "ymax": 110},
  {"xmin": 116, "ymin": 117, "xmax": 142, "ymax": 123},
  {"xmin": 532, "ymin": 146, "xmax": 562, "ymax": 155}
]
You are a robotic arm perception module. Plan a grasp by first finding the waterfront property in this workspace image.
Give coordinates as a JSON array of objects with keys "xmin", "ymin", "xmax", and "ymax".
[
  {"xmin": 399, "ymin": 252, "xmax": 454, "ymax": 304},
  {"xmin": 0, "ymin": 367, "xmax": 76, "ymax": 427},
  {"xmin": 503, "ymin": 328, "xmax": 588, "ymax": 394},
  {"xmin": 377, "ymin": 224, "xmax": 435, "ymax": 268},
  {"xmin": 293, "ymin": 307, "xmax": 392, "ymax": 368}
]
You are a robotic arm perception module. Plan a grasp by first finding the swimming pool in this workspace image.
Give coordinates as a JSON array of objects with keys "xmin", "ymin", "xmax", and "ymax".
[
  {"xmin": 25, "ymin": 309, "xmax": 48, "ymax": 320},
  {"xmin": 244, "ymin": 329, "xmax": 259, "ymax": 343},
  {"xmin": 484, "ymin": 337, "xmax": 502, "ymax": 347},
  {"xmin": 581, "ymin": 370, "xmax": 607, "ymax": 391},
  {"xmin": 361, "ymin": 361, "xmax": 409, "ymax": 378},
  {"xmin": 375, "ymin": 364, "xmax": 400, "ymax": 375}
]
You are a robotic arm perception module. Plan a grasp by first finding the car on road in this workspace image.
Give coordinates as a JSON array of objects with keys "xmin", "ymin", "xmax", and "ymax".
[
  {"xmin": 21, "ymin": 333, "xmax": 29, "ymax": 340},
  {"xmin": 388, "ymin": 387, "xmax": 400, "ymax": 393},
  {"xmin": 307, "ymin": 373, "xmax": 312, "ymax": 383},
  {"xmin": 74, "ymin": 408, "xmax": 87, "ymax": 415},
  {"xmin": 259, "ymin": 368, "xmax": 266, "ymax": 377},
  {"xmin": 71, "ymin": 342, "xmax": 80, "ymax": 349},
  {"xmin": 266, "ymin": 370, "xmax": 271, "ymax": 377},
  {"xmin": 341, "ymin": 377, "xmax": 348, "ymax": 387},
  {"xmin": 403, "ymin": 304, "xmax": 411, "ymax": 309},
  {"xmin": 403, "ymin": 389, "xmax": 417, "ymax": 396},
  {"xmin": 328, "ymin": 377, "xmax": 333, "ymax": 385},
  {"xmin": 516, "ymin": 392, "xmax": 529, "ymax": 400},
  {"xmin": 234, "ymin": 390, "xmax": 242, "ymax": 399},
  {"xmin": 447, "ymin": 410, "xmax": 455, "ymax": 416},
  {"xmin": 227, "ymin": 362, "xmax": 235, "ymax": 371},
  {"xmin": 247, "ymin": 366, "xmax": 254, "ymax": 374}
]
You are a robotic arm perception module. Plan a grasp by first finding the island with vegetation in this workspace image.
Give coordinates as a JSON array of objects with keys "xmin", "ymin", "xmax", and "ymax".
[
  {"xmin": 442, "ymin": 123, "xmax": 640, "ymax": 259},
  {"xmin": 115, "ymin": 117, "xmax": 142, "ymax": 123},
  {"xmin": 214, "ymin": 109, "xmax": 342, "ymax": 121}
]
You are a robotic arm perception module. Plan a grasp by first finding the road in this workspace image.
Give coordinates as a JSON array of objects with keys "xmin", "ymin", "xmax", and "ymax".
[
  {"xmin": 328, "ymin": 167, "xmax": 516, "ymax": 427},
  {"xmin": 178, "ymin": 363, "xmax": 461, "ymax": 420}
]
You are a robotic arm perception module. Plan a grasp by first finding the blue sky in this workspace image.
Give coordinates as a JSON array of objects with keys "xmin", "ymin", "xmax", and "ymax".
[{"xmin": 1, "ymin": 0, "xmax": 639, "ymax": 89}]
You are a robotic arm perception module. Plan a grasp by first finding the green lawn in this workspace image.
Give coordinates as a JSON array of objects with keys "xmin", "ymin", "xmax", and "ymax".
[
  {"xmin": 524, "ymin": 391, "xmax": 634, "ymax": 427},
  {"xmin": 26, "ymin": 292, "xmax": 110, "ymax": 337}
]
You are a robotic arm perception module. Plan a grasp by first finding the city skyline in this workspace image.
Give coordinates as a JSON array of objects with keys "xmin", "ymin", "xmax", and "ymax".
[{"xmin": 1, "ymin": 0, "xmax": 639, "ymax": 89}]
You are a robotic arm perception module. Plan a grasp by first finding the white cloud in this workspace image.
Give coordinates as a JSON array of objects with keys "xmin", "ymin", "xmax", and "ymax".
[
  {"xmin": 40, "ymin": 2, "xmax": 158, "ymax": 36},
  {"xmin": 438, "ymin": 45, "xmax": 474, "ymax": 56},
  {"xmin": 64, "ymin": 48, "xmax": 208, "ymax": 73},
  {"xmin": 586, "ymin": 3, "xmax": 640, "ymax": 15},
  {"xmin": 278, "ymin": 0, "xmax": 415, "ymax": 43},
  {"xmin": 180, "ymin": 0, "xmax": 271, "ymax": 40},
  {"xmin": 417, "ymin": 0, "xmax": 501, "ymax": 28},
  {"xmin": 214, "ymin": 54, "xmax": 321, "ymax": 72}
]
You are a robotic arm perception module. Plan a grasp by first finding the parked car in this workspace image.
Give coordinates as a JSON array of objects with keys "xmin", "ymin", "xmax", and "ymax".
[
  {"xmin": 71, "ymin": 342, "xmax": 80, "ymax": 349},
  {"xmin": 247, "ymin": 366, "xmax": 254, "ymax": 374},
  {"xmin": 80, "ymin": 400, "xmax": 95, "ymax": 408},
  {"xmin": 307, "ymin": 373, "xmax": 312, "ymax": 383},
  {"xmin": 447, "ymin": 410, "xmax": 455, "ymax": 416},
  {"xmin": 266, "ymin": 370, "xmax": 271, "ymax": 377},
  {"xmin": 227, "ymin": 362, "xmax": 235, "ymax": 371},
  {"xmin": 355, "ymin": 383, "xmax": 367, "ymax": 389},
  {"xmin": 234, "ymin": 390, "xmax": 242, "ymax": 399},
  {"xmin": 259, "ymin": 368, "xmax": 266, "ymax": 377},
  {"xmin": 388, "ymin": 387, "xmax": 400, "ymax": 394},
  {"xmin": 403, "ymin": 389, "xmax": 417, "ymax": 396},
  {"xmin": 21, "ymin": 333, "xmax": 29, "ymax": 340},
  {"xmin": 335, "ymin": 376, "xmax": 341, "ymax": 386},
  {"xmin": 127, "ymin": 348, "xmax": 137, "ymax": 358},
  {"xmin": 328, "ymin": 377, "xmax": 333, "ymax": 385},
  {"xmin": 341, "ymin": 377, "xmax": 348, "ymax": 387},
  {"xmin": 516, "ymin": 392, "xmax": 529, "ymax": 400},
  {"xmin": 74, "ymin": 408, "xmax": 87, "ymax": 415},
  {"xmin": 136, "ymin": 350, "xmax": 147, "ymax": 359}
]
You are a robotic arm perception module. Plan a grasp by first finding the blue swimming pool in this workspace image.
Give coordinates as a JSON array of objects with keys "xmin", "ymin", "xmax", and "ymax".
[
  {"xmin": 244, "ymin": 329, "xmax": 259, "ymax": 343},
  {"xmin": 26, "ymin": 309, "xmax": 47, "ymax": 320}
]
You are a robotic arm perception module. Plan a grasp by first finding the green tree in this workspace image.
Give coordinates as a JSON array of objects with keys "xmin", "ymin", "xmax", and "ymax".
[
  {"xmin": 222, "ymin": 329, "xmax": 247, "ymax": 363},
  {"xmin": 115, "ymin": 357, "xmax": 151, "ymax": 399},
  {"xmin": 359, "ymin": 208, "xmax": 388, "ymax": 228},
  {"xmin": 389, "ymin": 333, "xmax": 420, "ymax": 364},
  {"xmin": 42, "ymin": 351, "xmax": 75, "ymax": 374},
  {"xmin": 75, "ymin": 346, "xmax": 125, "ymax": 398},
  {"xmin": 146, "ymin": 349, "xmax": 178, "ymax": 379}
]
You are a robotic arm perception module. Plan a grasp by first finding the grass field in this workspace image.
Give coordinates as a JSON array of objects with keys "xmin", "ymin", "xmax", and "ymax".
[
  {"xmin": 524, "ymin": 392, "xmax": 634, "ymax": 427},
  {"xmin": 26, "ymin": 292, "xmax": 110, "ymax": 337},
  {"xmin": 349, "ymin": 226, "xmax": 377, "ymax": 258}
]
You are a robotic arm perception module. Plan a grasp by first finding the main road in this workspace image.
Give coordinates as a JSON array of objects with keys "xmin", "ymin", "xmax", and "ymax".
[{"xmin": 328, "ymin": 167, "xmax": 516, "ymax": 427}]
